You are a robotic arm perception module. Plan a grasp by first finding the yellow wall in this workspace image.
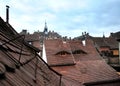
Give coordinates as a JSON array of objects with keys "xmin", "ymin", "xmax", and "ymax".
[{"xmin": 113, "ymin": 50, "xmax": 119, "ymax": 55}]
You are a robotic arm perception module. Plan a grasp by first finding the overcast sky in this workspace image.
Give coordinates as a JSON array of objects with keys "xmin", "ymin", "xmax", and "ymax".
[{"xmin": 0, "ymin": 0, "xmax": 120, "ymax": 38}]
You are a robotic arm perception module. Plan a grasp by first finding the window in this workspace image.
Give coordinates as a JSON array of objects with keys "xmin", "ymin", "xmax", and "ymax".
[
  {"xmin": 55, "ymin": 51, "xmax": 70, "ymax": 56},
  {"xmin": 101, "ymin": 50, "xmax": 111, "ymax": 57},
  {"xmin": 72, "ymin": 50, "xmax": 87, "ymax": 54}
]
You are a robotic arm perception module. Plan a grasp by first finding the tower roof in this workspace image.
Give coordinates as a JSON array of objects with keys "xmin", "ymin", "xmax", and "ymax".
[{"xmin": 44, "ymin": 21, "xmax": 48, "ymax": 33}]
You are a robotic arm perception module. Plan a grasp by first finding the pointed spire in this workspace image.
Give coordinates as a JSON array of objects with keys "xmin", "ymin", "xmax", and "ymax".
[
  {"xmin": 45, "ymin": 20, "xmax": 47, "ymax": 29},
  {"xmin": 103, "ymin": 32, "xmax": 105, "ymax": 38},
  {"xmin": 44, "ymin": 20, "xmax": 48, "ymax": 34}
]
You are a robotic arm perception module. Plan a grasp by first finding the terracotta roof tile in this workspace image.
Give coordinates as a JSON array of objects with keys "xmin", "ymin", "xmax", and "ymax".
[
  {"xmin": 52, "ymin": 60, "xmax": 120, "ymax": 86},
  {"xmin": 45, "ymin": 39, "xmax": 75, "ymax": 66},
  {"xmin": 45, "ymin": 38, "xmax": 120, "ymax": 86},
  {"xmin": 69, "ymin": 40, "xmax": 102, "ymax": 61}
]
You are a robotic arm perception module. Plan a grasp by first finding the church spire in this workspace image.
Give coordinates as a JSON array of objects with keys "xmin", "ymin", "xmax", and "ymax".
[
  {"xmin": 103, "ymin": 32, "xmax": 105, "ymax": 38},
  {"xmin": 44, "ymin": 20, "xmax": 48, "ymax": 35}
]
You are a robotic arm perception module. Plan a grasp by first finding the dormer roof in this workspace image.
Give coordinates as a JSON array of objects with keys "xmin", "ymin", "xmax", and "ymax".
[{"xmin": 45, "ymin": 39, "xmax": 76, "ymax": 66}]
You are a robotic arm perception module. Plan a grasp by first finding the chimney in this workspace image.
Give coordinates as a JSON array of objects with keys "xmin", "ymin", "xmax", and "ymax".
[
  {"xmin": 82, "ymin": 32, "xmax": 86, "ymax": 46},
  {"xmin": 82, "ymin": 40, "xmax": 86, "ymax": 46},
  {"xmin": 6, "ymin": 5, "xmax": 10, "ymax": 23}
]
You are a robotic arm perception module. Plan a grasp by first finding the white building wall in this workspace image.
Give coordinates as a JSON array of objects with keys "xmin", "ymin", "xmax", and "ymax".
[{"xmin": 42, "ymin": 43, "xmax": 47, "ymax": 63}]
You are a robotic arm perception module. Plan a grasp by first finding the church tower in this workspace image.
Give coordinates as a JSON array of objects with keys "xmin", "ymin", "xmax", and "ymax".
[
  {"xmin": 44, "ymin": 21, "xmax": 48, "ymax": 35},
  {"xmin": 43, "ymin": 21, "xmax": 48, "ymax": 40}
]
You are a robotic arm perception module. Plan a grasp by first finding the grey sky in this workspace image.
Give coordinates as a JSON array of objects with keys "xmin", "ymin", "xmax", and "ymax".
[{"xmin": 0, "ymin": 0, "xmax": 120, "ymax": 38}]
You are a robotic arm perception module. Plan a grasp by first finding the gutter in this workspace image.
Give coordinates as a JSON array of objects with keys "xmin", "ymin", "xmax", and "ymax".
[{"xmin": 83, "ymin": 78, "xmax": 120, "ymax": 86}]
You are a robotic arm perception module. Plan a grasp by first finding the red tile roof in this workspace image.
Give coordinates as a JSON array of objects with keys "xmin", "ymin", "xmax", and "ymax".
[
  {"xmin": 45, "ymin": 39, "xmax": 75, "ymax": 66},
  {"xmin": 69, "ymin": 39, "xmax": 102, "ymax": 61},
  {"xmin": 45, "ymin": 38, "xmax": 120, "ymax": 86}
]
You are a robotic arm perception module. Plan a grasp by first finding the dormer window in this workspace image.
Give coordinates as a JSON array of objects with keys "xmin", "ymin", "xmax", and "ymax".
[
  {"xmin": 55, "ymin": 51, "xmax": 70, "ymax": 56},
  {"xmin": 72, "ymin": 50, "xmax": 87, "ymax": 54}
]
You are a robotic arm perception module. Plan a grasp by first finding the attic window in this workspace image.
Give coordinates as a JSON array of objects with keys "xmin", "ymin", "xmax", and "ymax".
[
  {"xmin": 72, "ymin": 50, "xmax": 87, "ymax": 54},
  {"xmin": 55, "ymin": 51, "xmax": 70, "ymax": 56}
]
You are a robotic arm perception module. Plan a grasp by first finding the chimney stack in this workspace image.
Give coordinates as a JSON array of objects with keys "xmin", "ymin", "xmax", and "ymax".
[{"xmin": 6, "ymin": 5, "xmax": 10, "ymax": 23}]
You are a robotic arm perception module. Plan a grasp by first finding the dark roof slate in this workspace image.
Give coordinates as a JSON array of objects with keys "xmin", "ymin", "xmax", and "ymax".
[
  {"xmin": 93, "ymin": 37, "xmax": 119, "ymax": 49},
  {"xmin": 0, "ymin": 17, "xmax": 64, "ymax": 86},
  {"xmin": 24, "ymin": 33, "xmax": 40, "ymax": 41}
]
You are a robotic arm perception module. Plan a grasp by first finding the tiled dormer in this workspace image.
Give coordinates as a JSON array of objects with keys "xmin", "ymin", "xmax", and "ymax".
[{"xmin": 45, "ymin": 39, "xmax": 76, "ymax": 66}]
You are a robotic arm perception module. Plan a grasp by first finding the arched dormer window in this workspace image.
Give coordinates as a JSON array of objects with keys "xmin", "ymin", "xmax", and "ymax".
[
  {"xmin": 72, "ymin": 50, "xmax": 87, "ymax": 54},
  {"xmin": 55, "ymin": 51, "xmax": 71, "ymax": 56}
]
